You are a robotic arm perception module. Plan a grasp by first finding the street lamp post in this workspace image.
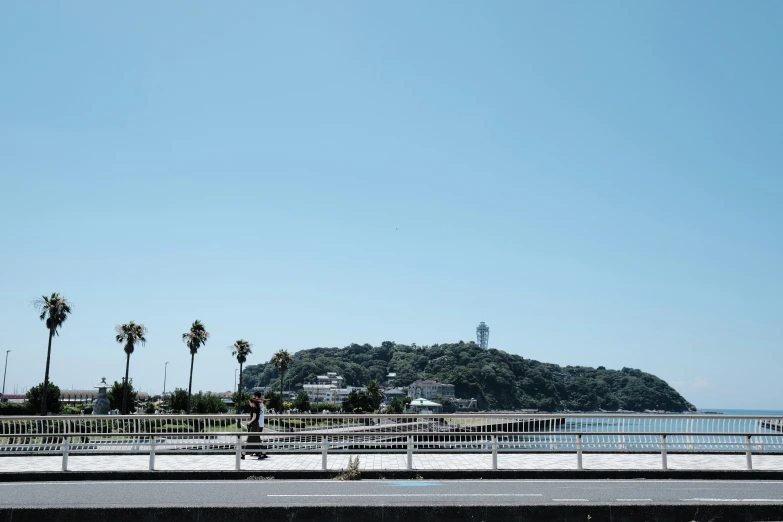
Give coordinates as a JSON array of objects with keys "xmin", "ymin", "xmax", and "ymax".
[
  {"xmin": 163, "ymin": 362, "xmax": 169, "ymax": 398},
  {"xmin": 234, "ymin": 369, "xmax": 239, "ymax": 414},
  {"xmin": 1, "ymin": 350, "xmax": 10, "ymax": 398}
]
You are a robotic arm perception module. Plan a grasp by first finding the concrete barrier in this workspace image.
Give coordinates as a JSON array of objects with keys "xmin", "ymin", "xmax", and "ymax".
[
  {"xmin": 2, "ymin": 504, "xmax": 783, "ymax": 522},
  {"xmin": 4, "ymin": 468, "xmax": 783, "ymax": 482}
]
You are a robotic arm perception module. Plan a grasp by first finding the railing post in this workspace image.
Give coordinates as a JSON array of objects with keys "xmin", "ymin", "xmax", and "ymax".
[
  {"xmin": 746, "ymin": 435, "xmax": 753, "ymax": 470},
  {"xmin": 149, "ymin": 437, "xmax": 156, "ymax": 471},
  {"xmin": 61, "ymin": 436, "xmax": 69, "ymax": 472},
  {"xmin": 491, "ymin": 435, "xmax": 498, "ymax": 470},
  {"xmin": 577, "ymin": 434, "xmax": 583, "ymax": 471},
  {"xmin": 661, "ymin": 434, "xmax": 668, "ymax": 470},
  {"xmin": 407, "ymin": 435, "xmax": 413, "ymax": 470},
  {"xmin": 321, "ymin": 436, "xmax": 328, "ymax": 471},
  {"xmin": 235, "ymin": 435, "xmax": 242, "ymax": 471}
]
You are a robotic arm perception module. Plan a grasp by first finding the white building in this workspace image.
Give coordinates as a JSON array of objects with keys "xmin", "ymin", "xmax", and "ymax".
[
  {"xmin": 302, "ymin": 373, "xmax": 363, "ymax": 404},
  {"xmin": 407, "ymin": 379, "xmax": 455, "ymax": 400}
]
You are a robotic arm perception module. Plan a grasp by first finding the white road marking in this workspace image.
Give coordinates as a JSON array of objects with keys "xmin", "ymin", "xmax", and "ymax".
[
  {"xmin": 616, "ymin": 499, "xmax": 652, "ymax": 501},
  {"xmin": 681, "ymin": 498, "xmax": 782, "ymax": 502},
  {"xmin": 268, "ymin": 494, "xmax": 543, "ymax": 497},
  {"xmin": 552, "ymin": 498, "xmax": 589, "ymax": 502}
]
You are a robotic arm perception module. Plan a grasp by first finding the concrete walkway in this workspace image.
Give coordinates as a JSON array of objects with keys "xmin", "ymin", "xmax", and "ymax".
[{"xmin": 3, "ymin": 453, "xmax": 783, "ymax": 473}]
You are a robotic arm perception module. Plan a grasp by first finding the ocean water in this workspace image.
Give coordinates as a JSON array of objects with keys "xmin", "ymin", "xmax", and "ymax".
[{"xmin": 496, "ymin": 409, "xmax": 783, "ymax": 452}]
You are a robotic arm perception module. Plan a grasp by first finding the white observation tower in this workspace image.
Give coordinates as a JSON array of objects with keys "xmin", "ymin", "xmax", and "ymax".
[{"xmin": 476, "ymin": 321, "xmax": 489, "ymax": 350}]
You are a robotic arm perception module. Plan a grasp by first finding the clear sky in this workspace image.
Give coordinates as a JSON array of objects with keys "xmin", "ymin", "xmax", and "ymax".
[{"xmin": 1, "ymin": 2, "xmax": 781, "ymax": 409}]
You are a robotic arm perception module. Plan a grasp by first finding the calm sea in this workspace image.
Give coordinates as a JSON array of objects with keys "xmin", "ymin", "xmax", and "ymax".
[{"xmin": 509, "ymin": 409, "xmax": 783, "ymax": 451}]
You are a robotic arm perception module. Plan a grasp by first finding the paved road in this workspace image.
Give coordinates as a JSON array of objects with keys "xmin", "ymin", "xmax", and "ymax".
[{"xmin": 3, "ymin": 479, "xmax": 783, "ymax": 507}]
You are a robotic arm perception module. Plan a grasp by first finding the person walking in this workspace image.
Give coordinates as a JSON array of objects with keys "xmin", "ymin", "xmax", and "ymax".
[
  {"xmin": 242, "ymin": 393, "xmax": 268, "ymax": 460},
  {"xmin": 255, "ymin": 392, "xmax": 268, "ymax": 459}
]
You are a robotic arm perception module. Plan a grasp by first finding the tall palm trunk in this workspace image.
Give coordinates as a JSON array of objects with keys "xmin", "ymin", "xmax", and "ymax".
[
  {"xmin": 40, "ymin": 328, "xmax": 54, "ymax": 416},
  {"xmin": 122, "ymin": 352, "xmax": 131, "ymax": 414},
  {"xmin": 238, "ymin": 363, "xmax": 244, "ymax": 414},
  {"xmin": 187, "ymin": 352, "xmax": 195, "ymax": 414}
]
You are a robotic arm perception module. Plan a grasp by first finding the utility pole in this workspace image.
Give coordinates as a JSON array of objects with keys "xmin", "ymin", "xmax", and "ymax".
[
  {"xmin": 1, "ymin": 350, "xmax": 10, "ymax": 398},
  {"xmin": 163, "ymin": 362, "xmax": 169, "ymax": 397}
]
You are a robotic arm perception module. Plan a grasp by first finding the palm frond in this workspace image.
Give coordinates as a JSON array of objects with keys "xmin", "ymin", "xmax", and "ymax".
[
  {"xmin": 34, "ymin": 292, "xmax": 73, "ymax": 333},
  {"xmin": 183, "ymin": 320, "xmax": 209, "ymax": 355},
  {"xmin": 230, "ymin": 339, "xmax": 253, "ymax": 364}
]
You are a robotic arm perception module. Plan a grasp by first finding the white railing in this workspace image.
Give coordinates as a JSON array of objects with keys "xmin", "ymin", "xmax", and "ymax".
[{"xmin": 2, "ymin": 413, "xmax": 782, "ymax": 471}]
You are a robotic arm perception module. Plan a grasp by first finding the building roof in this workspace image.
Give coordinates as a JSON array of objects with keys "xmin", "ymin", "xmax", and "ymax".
[{"xmin": 409, "ymin": 398, "xmax": 442, "ymax": 407}]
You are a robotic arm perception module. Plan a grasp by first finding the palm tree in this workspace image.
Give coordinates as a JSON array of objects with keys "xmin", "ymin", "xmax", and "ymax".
[
  {"xmin": 271, "ymin": 349, "xmax": 292, "ymax": 403},
  {"xmin": 182, "ymin": 320, "xmax": 209, "ymax": 413},
  {"xmin": 230, "ymin": 340, "xmax": 253, "ymax": 414},
  {"xmin": 33, "ymin": 293, "xmax": 73, "ymax": 415},
  {"xmin": 115, "ymin": 321, "xmax": 148, "ymax": 414},
  {"xmin": 366, "ymin": 379, "xmax": 384, "ymax": 411}
]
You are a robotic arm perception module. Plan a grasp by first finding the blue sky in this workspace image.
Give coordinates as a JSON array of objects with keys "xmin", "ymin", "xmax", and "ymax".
[{"xmin": 1, "ymin": 2, "xmax": 781, "ymax": 409}]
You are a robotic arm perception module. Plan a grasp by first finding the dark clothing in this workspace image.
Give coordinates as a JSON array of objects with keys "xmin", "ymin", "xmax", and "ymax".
[{"xmin": 245, "ymin": 403, "xmax": 265, "ymax": 455}]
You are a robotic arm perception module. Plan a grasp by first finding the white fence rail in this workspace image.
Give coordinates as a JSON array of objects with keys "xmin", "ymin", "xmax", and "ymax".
[{"xmin": 2, "ymin": 413, "xmax": 782, "ymax": 471}]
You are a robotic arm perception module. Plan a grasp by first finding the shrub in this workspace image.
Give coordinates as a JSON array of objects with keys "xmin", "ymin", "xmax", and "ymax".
[
  {"xmin": 0, "ymin": 402, "xmax": 32, "ymax": 416},
  {"xmin": 26, "ymin": 382, "xmax": 61, "ymax": 414},
  {"xmin": 335, "ymin": 456, "xmax": 361, "ymax": 481}
]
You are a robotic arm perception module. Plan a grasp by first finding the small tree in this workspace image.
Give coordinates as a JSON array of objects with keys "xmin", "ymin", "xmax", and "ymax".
[
  {"xmin": 365, "ymin": 380, "xmax": 384, "ymax": 410},
  {"xmin": 191, "ymin": 392, "xmax": 229, "ymax": 414},
  {"xmin": 293, "ymin": 390, "xmax": 311, "ymax": 411},
  {"xmin": 169, "ymin": 388, "xmax": 188, "ymax": 412},
  {"xmin": 264, "ymin": 391, "xmax": 282, "ymax": 412},
  {"xmin": 108, "ymin": 380, "xmax": 137, "ymax": 412},
  {"xmin": 388, "ymin": 397, "xmax": 404, "ymax": 414},
  {"xmin": 26, "ymin": 382, "xmax": 61, "ymax": 414},
  {"xmin": 231, "ymin": 390, "xmax": 250, "ymax": 409}
]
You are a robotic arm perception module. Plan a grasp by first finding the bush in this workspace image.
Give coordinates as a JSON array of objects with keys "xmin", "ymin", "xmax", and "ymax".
[
  {"xmin": 60, "ymin": 405, "xmax": 83, "ymax": 415},
  {"xmin": 334, "ymin": 456, "xmax": 361, "ymax": 481},
  {"xmin": 26, "ymin": 382, "xmax": 61, "ymax": 414},
  {"xmin": 144, "ymin": 402, "xmax": 156, "ymax": 414},
  {"xmin": 107, "ymin": 381, "xmax": 137, "ymax": 413},
  {"xmin": 264, "ymin": 391, "xmax": 282, "ymax": 412},
  {"xmin": 169, "ymin": 388, "xmax": 188, "ymax": 412},
  {"xmin": 0, "ymin": 402, "xmax": 32, "ymax": 416},
  {"xmin": 311, "ymin": 402, "xmax": 340, "ymax": 413},
  {"xmin": 191, "ymin": 392, "xmax": 228, "ymax": 414},
  {"xmin": 292, "ymin": 390, "xmax": 311, "ymax": 411}
]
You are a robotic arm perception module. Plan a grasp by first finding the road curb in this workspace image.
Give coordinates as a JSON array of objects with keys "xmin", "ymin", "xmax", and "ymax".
[
  {"xmin": 3, "ymin": 469, "xmax": 783, "ymax": 481},
  {"xmin": 2, "ymin": 504, "xmax": 783, "ymax": 522}
]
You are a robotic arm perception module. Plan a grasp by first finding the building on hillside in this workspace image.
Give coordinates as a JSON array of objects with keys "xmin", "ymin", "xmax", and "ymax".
[
  {"xmin": 317, "ymin": 372, "xmax": 344, "ymax": 387},
  {"xmin": 407, "ymin": 397, "xmax": 442, "ymax": 414},
  {"xmin": 383, "ymin": 388, "xmax": 407, "ymax": 404},
  {"xmin": 301, "ymin": 373, "xmax": 363, "ymax": 404},
  {"xmin": 386, "ymin": 372, "xmax": 397, "ymax": 387},
  {"xmin": 452, "ymin": 398, "xmax": 478, "ymax": 411},
  {"xmin": 407, "ymin": 379, "xmax": 455, "ymax": 401},
  {"xmin": 302, "ymin": 383, "xmax": 334, "ymax": 402}
]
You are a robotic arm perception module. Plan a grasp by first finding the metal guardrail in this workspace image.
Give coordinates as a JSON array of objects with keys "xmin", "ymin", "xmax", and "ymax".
[{"xmin": 2, "ymin": 413, "xmax": 782, "ymax": 471}]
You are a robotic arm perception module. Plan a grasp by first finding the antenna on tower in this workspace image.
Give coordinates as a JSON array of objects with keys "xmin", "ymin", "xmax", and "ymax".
[{"xmin": 476, "ymin": 321, "xmax": 489, "ymax": 350}]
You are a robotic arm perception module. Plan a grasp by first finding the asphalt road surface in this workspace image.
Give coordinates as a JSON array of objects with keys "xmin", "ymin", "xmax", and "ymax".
[{"xmin": 3, "ymin": 479, "xmax": 783, "ymax": 507}]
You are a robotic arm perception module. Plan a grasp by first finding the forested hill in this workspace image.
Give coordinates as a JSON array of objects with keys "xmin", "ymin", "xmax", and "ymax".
[{"xmin": 242, "ymin": 341, "xmax": 696, "ymax": 412}]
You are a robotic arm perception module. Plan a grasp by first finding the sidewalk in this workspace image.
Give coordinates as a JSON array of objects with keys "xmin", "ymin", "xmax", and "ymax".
[{"xmin": 3, "ymin": 452, "xmax": 783, "ymax": 473}]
